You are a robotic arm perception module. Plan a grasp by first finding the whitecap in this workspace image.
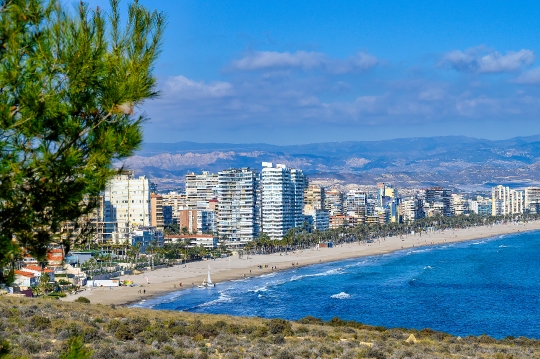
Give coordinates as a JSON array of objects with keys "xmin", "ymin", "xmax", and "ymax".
[
  {"xmin": 289, "ymin": 268, "xmax": 344, "ymax": 282},
  {"xmin": 423, "ymin": 266, "xmax": 434, "ymax": 270},
  {"xmin": 331, "ymin": 292, "xmax": 351, "ymax": 299},
  {"xmin": 198, "ymin": 292, "xmax": 233, "ymax": 308}
]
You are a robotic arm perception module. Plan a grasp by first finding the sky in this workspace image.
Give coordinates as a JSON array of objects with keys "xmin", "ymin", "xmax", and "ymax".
[{"xmin": 83, "ymin": 0, "xmax": 540, "ymax": 145}]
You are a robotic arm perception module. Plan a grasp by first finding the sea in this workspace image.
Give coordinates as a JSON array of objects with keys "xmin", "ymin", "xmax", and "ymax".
[{"xmin": 134, "ymin": 230, "xmax": 540, "ymax": 339}]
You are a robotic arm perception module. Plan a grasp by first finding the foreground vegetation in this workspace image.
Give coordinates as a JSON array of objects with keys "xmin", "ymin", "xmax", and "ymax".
[{"xmin": 1, "ymin": 297, "xmax": 540, "ymax": 358}]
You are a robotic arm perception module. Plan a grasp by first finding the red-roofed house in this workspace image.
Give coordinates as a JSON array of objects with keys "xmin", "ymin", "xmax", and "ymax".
[
  {"xmin": 46, "ymin": 249, "xmax": 64, "ymax": 267},
  {"xmin": 20, "ymin": 266, "xmax": 55, "ymax": 281},
  {"xmin": 14, "ymin": 270, "xmax": 38, "ymax": 288}
]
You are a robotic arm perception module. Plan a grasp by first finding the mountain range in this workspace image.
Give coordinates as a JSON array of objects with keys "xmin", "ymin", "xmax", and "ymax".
[{"xmin": 123, "ymin": 135, "xmax": 540, "ymax": 190}]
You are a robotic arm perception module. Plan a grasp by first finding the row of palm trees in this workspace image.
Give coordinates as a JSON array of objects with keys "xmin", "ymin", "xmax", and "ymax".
[
  {"xmin": 76, "ymin": 212, "xmax": 539, "ymax": 272},
  {"xmin": 244, "ymin": 213, "xmax": 540, "ymax": 255}
]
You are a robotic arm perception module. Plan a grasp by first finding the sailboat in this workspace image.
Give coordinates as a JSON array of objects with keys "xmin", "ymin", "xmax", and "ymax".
[
  {"xmin": 206, "ymin": 267, "xmax": 215, "ymax": 287},
  {"xmin": 198, "ymin": 267, "xmax": 216, "ymax": 288}
]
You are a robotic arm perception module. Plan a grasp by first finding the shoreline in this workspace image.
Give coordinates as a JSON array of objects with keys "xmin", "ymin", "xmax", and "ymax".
[{"xmin": 62, "ymin": 221, "xmax": 540, "ymax": 307}]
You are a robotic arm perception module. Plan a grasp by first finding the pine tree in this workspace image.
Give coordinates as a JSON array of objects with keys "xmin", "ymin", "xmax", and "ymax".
[{"xmin": 0, "ymin": 0, "xmax": 165, "ymax": 281}]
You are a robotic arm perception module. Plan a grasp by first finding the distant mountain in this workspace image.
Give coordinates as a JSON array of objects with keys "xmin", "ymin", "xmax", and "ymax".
[{"xmin": 123, "ymin": 135, "xmax": 540, "ymax": 190}]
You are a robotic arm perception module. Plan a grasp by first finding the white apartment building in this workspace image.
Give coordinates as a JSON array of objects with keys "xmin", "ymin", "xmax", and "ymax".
[
  {"xmin": 345, "ymin": 190, "xmax": 367, "ymax": 218},
  {"xmin": 491, "ymin": 185, "xmax": 524, "ymax": 216},
  {"xmin": 468, "ymin": 196, "xmax": 492, "ymax": 216},
  {"xmin": 451, "ymin": 194, "xmax": 468, "ymax": 216},
  {"xmin": 102, "ymin": 172, "xmax": 150, "ymax": 240},
  {"xmin": 525, "ymin": 187, "xmax": 540, "ymax": 213},
  {"xmin": 217, "ymin": 168, "xmax": 261, "ymax": 244},
  {"xmin": 400, "ymin": 197, "xmax": 420, "ymax": 222},
  {"xmin": 185, "ymin": 171, "xmax": 218, "ymax": 210},
  {"xmin": 261, "ymin": 163, "xmax": 307, "ymax": 240}
]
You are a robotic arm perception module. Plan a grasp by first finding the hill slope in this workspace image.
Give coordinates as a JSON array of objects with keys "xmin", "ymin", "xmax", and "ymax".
[
  {"xmin": 123, "ymin": 135, "xmax": 540, "ymax": 189},
  {"xmin": 2, "ymin": 296, "xmax": 539, "ymax": 358}
]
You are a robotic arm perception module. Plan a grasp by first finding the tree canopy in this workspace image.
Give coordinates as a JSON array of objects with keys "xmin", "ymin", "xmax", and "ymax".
[{"xmin": 0, "ymin": 0, "xmax": 164, "ymax": 276}]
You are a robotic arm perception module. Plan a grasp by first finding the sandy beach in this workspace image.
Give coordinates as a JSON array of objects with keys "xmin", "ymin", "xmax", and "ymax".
[{"xmin": 62, "ymin": 221, "xmax": 540, "ymax": 306}]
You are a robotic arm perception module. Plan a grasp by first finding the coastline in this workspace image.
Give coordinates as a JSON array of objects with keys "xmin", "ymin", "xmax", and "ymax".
[{"xmin": 62, "ymin": 221, "xmax": 540, "ymax": 306}]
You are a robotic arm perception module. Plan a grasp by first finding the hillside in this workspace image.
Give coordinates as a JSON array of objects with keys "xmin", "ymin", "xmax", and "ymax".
[
  {"xmin": 123, "ymin": 135, "xmax": 540, "ymax": 190},
  {"xmin": 1, "ymin": 296, "xmax": 539, "ymax": 358}
]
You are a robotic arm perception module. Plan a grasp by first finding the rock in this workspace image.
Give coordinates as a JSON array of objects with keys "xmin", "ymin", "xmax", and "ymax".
[{"xmin": 406, "ymin": 334, "xmax": 417, "ymax": 344}]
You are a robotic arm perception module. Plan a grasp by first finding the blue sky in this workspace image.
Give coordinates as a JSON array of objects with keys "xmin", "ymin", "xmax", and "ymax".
[{"xmin": 85, "ymin": 0, "xmax": 540, "ymax": 144}]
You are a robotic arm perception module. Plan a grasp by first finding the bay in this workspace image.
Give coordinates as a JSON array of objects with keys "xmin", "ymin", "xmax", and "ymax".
[{"xmin": 134, "ymin": 231, "xmax": 540, "ymax": 339}]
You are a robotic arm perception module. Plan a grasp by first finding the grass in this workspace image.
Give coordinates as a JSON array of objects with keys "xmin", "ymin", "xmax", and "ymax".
[{"xmin": 0, "ymin": 296, "xmax": 539, "ymax": 358}]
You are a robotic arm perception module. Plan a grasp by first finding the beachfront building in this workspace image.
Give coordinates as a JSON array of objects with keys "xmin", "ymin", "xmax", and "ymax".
[
  {"xmin": 424, "ymin": 187, "xmax": 452, "ymax": 217},
  {"xmin": 345, "ymin": 190, "xmax": 367, "ymax": 222},
  {"xmin": 304, "ymin": 209, "xmax": 330, "ymax": 231},
  {"xmin": 468, "ymin": 196, "xmax": 492, "ymax": 216},
  {"xmin": 304, "ymin": 184, "xmax": 325, "ymax": 211},
  {"xmin": 400, "ymin": 197, "xmax": 422, "ymax": 222},
  {"xmin": 451, "ymin": 194, "xmax": 469, "ymax": 216},
  {"xmin": 291, "ymin": 168, "xmax": 308, "ymax": 227},
  {"xmin": 185, "ymin": 171, "xmax": 218, "ymax": 210},
  {"xmin": 491, "ymin": 185, "xmax": 524, "ymax": 216},
  {"xmin": 217, "ymin": 168, "xmax": 261, "ymax": 244},
  {"xmin": 325, "ymin": 189, "xmax": 344, "ymax": 215},
  {"xmin": 129, "ymin": 227, "xmax": 164, "ymax": 252},
  {"xmin": 261, "ymin": 163, "xmax": 307, "ymax": 240},
  {"xmin": 150, "ymin": 193, "xmax": 164, "ymax": 230},
  {"xmin": 101, "ymin": 171, "xmax": 151, "ymax": 241},
  {"xmin": 161, "ymin": 191, "xmax": 188, "ymax": 223},
  {"xmin": 525, "ymin": 187, "xmax": 540, "ymax": 213},
  {"xmin": 178, "ymin": 209, "xmax": 198, "ymax": 233}
]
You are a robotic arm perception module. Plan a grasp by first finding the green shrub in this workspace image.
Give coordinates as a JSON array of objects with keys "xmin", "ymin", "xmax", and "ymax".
[
  {"xmin": 30, "ymin": 315, "xmax": 51, "ymax": 330},
  {"xmin": 0, "ymin": 339, "xmax": 10, "ymax": 357},
  {"xmin": 329, "ymin": 317, "xmax": 347, "ymax": 327},
  {"xmin": 59, "ymin": 336, "xmax": 92, "ymax": 359},
  {"xmin": 267, "ymin": 319, "xmax": 293, "ymax": 336},
  {"xmin": 128, "ymin": 317, "xmax": 150, "ymax": 334},
  {"xmin": 298, "ymin": 316, "xmax": 324, "ymax": 325},
  {"xmin": 115, "ymin": 323, "xmax": 134, "ymax": 341},
  {"xmin": 74, "ymin": 297, "xmax": 90, "ymax": 304}
]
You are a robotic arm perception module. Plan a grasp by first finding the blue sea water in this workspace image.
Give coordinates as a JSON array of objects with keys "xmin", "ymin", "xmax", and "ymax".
[{"xmin": 134, "ymin": 231, "xmax": 540, "ymax": 338}]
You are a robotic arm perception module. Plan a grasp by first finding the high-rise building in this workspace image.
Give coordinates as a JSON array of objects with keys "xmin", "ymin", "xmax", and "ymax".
[
  {"xmin": 217, "ymin": 168, "xmax": 261, "ymax": 243},
  {"xmin": 102, "ymin": 172, "xmax": 150, "ymax": 240},
  {"xmin": 291, "ymin": 168, "xmax": 308, "ymax": 228},
  {"xmin": 261, "ymin": 163, "xmax": 307, "ymax": 240},
  {"xmin": 492, "ymin": 185, "xmax": 524, "ymax": 216},
  {"xmin": 304, "ymin": 209, "xmax": 330, "ymax": 231},
  {"xmin": 162, "ymin": 191, "xmax": 188, "ymax": 223},
  {"xmin": 325, "ymin": 189, "xmax": 344, "ymax": 216},
  {"xmin": 451, "ymin": 194, "xmax": 468, "ymax": 216},
  {"xmin": 424, "ymin": 187, "xmax": 452, "ymax": 217},
  {"xmin": 468, "ymin": 196, "xmax": 492, "ymax": 216},
  {"xmin": 400, "ymin": 197, "xmax": 421, "ymax": 222},
  {"xmin": 304, "ymin": 184, "xmax": 325, "ymax": 211},
  {"xmin": 178, "ymin": 209, "xmax": 198, "ymax": 233},
  {"xmin": 185, "ymin": 171, "xmax": 218, "ymax": 210},
  {"xmin": 345, "ymin": 190, "xmax": 367, "ymax": 221},
  {"xmin": 150, "ymin": 193, "xmax": 164, "ymax": 230},
  {"xmin": 525, "ymin": 187, "xmax": 540, "ymax": 213}
]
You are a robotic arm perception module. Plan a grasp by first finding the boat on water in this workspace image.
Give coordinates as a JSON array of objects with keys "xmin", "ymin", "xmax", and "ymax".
[{"xmin": 198, "ymin": 268, "xmax": 216, "ymax": 288}]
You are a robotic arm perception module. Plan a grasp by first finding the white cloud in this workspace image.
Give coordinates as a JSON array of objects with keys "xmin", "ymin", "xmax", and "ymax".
[
  {"xmin": 514, "ymin": 67, "xmax": 540, "ymax": 84},
  {"xmin": 164, "ymin": 75, "xmax": 233, "ymax": 99},
  {"xmin": 441, "ymin": 48, "xmax": 534, "ymax": 73},
  {"xmin": 232, "ymin": 50, "xmax": 377, "ymax": 73}
]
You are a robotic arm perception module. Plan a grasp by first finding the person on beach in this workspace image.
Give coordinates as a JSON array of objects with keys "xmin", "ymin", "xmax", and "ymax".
[
  {"xmin": 143, "ymin": 289, "xmax": 146, "ymax": 294},
  {"xmin": 179, "ymin": 282, "xmax": 182, "ymax": 287}
]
